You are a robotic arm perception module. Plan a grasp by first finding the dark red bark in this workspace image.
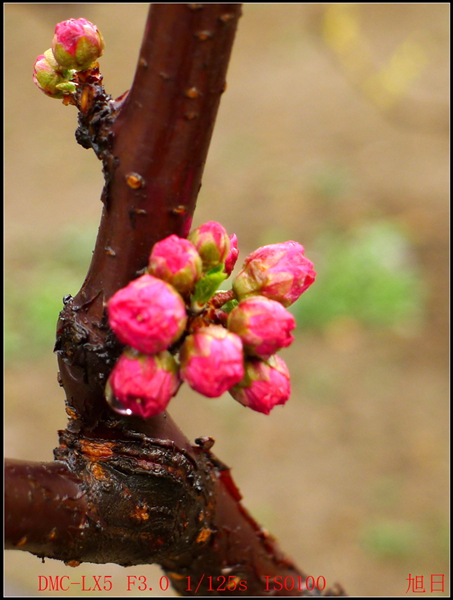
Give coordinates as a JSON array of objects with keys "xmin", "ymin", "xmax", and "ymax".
[{"xmin": 5, "ymin": 4, "xmax": 345, "ymax": 596}]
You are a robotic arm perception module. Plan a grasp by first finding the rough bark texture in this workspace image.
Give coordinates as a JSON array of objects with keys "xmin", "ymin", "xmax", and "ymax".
[{"xmin": 5, "ymin": 4, "xmax": 345, "ymax": 596}]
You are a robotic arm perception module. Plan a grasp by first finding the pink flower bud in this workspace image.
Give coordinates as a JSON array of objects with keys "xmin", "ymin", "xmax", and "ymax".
[
  {"xmin": 224, "ymin": 234, "xmax": 239, "ymax": 276},
  {"xmin": 52, "ymin": 18, "xmax": 104, "ymax": 71},
  {"xmin": 148, "ymin": 235, "xmax": 202, "ymax": 294},
  {"xmin": 180, "ymin": 325, "xmax": 244, "ymax": 398},
  {"xmin": 233, "ymin": 241, "xmax": 316, "ymax": 307},
  {"xmin": 227, "ymin": 296, "xmax": 295, "ymax": 359},
  {"xmin": 106, "ymin": 350, "xmax": 180, "ymax": 419},
  {"xmin": 230, "ymin": 355, "xmax": 291, "ymax": 415},
  {"xmin": 188, "ymin": 221, "xmax": 231, "ymax": 271},
  {"xmin": 108, "ymin": 274, "xmax": 187, "ymax": 354},
  {"xmin": 33, "ymin": 50, "xmax": 75, "ymax": 99}
]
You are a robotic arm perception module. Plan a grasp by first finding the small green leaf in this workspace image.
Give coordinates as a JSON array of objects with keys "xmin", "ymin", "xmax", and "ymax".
[
  {"xmin": 55, "ymin": 81, "xmax": 77, "ymax": 94},
  {"xmin": 221, "ymin": 299, "xmax": 239, "ymax": 313},
  {"xmin": 192, "ymin": 266, "xmax": 228, "ymax": 305}
]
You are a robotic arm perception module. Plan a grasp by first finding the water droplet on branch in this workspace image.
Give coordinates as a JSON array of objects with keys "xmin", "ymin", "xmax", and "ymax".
[{"xmin": 105, "ymin": 384, "xmax": 133, "ymax": 417}]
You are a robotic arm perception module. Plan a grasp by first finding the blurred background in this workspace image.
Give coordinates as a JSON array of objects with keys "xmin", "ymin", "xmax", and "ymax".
[{"xmin": 5, "ymin": 4, "xmax": 449, "ymax": 597}]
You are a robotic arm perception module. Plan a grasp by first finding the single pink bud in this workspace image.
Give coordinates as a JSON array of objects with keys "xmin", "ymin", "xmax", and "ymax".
[
  {"xmin": 232, "ymin": 241, "xmax": 316, "ymax": 307},
  {"xmin": 108, "ymin": 274, "xmax": 187, "ymax": 354},
  {"xmin": 180, "ymin": 325, "xmax": 244, "ymax": 398},
  {"xmin": 224, "ymin": 234, "xmax": 239, "ymax": 276},
  {"xmin": 227, "ymin": 296, "xmax": 295, "ymax": 359},
  {"xmin": 106, "ymin": 350, "xmax": 180, "ymax": 419},
  {"xmin": 148, "ymin": 235, "xmax": 202, "ymax": 294},
  {"xmin": 188, "ymin": 221, "xmax": 231, "ymax": 271},
  {"xmin": 229, "ymin": 355, "xmax": 291, "ymax": 415},
  {"xmin": 33, "ymin": 50, "xmax": 74, "ymax": 98},
  {"xmin": 52, "ymin": 18, "xmax": 104, "ymax": 71}
]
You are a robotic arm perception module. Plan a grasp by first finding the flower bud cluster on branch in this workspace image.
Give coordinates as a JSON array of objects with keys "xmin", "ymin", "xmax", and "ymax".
[
  {"xmin": 32, "ymin": 18, "xmax": 317, "ymax": 421},
  {"xmin": 106, "ymin": 221, "xmax": 316, "ymax": 418},
  {"xmin": 33, "ymin": 18, "xmax": 104, "ymax": 99}
]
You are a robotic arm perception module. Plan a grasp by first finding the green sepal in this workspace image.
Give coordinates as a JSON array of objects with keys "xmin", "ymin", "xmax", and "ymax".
[
  {"xmin": 192, "ymin": 265, "xmax": 228, "ymax": 306},
  {"xmin": 220, "ymin": 298, "xmax": 239, "ymax": 313},
  {"xmin": 55, "ymin": 81, "xmax": 77, "ymax": 94}
]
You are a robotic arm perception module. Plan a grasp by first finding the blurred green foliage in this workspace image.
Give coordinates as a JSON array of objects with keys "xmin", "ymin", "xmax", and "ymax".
[
  {"xmin": 291, "ymin": 220, "xmax": 425, "ymax": 332},
  {"xmin": 360, "ymin": 519, "xmax": 422, "ymax": 560},
  {"xmin": 5, "ymin": 226, "xmax": 97, "ymax": 364},
  {"xmin": 310, "ymin": 164, "xmax": 351, "ymax": 202}
]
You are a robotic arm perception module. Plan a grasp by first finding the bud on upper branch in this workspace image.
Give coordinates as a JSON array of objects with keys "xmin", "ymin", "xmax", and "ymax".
[
  {"xmin": 33, "ymin": 18, "xmax": 104, "ymax": 100},
  {"xmin": 52, "ymin": 18, "xmax": 104, "ymax": 71}
]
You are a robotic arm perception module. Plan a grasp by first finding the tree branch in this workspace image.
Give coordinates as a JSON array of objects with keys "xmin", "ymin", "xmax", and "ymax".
[
  {"xmin": 6, "ymin": 4, "xmax": 345, "ymax": 596},
  {"xmin": 5, "ymin": 460, "xmax": 86, "ymax": 557},
  {"xmin": 56, "ymin": 3, "xmax": 243, "ymax": 430}
]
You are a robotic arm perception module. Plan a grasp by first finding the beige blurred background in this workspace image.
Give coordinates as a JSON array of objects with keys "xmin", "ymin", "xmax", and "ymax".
[{"xmin": 5, "ymin": 4, "xmax": 449, "ymax": 597}]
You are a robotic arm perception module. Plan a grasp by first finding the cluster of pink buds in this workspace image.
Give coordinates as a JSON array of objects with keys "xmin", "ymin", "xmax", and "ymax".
[
  {"xmin": 33, "ymin": 18, "xmax": 104, "ymax": 99},
  {"xmin": 106, "ymin": 221, "xmax": 316, "ymax": 418}
]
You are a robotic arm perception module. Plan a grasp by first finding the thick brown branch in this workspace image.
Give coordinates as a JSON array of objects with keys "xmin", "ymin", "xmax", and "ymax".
[
  {"xmin": 5, "ymin": 459, "xmax": 86, "ymax": 556},
  {"xmin": 85, "ymin": 3, "xmax": 242, "ymax": 300},
  {"xmin": 6, "ymin": 441, "xmax": 344, "ymax": 596},
  {"xmin": 56, "ymin": 3, "xmax": 242, "ymax": 429},
  {"xmin": 6, "ymin": 434, "xmax": 217, "ymax": 568}
]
